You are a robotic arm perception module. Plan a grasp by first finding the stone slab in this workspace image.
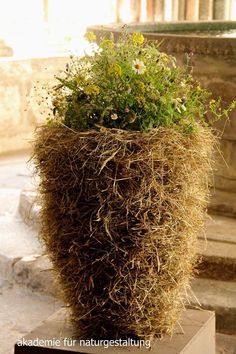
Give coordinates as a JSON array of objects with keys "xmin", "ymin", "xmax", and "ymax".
[
  {"xmin": 14, "ymin": 308, "xmax": 215, "ymax": 354},
  {"xmin": 198, "ymin": 234, "xmax": 236, "ymax": 280},
  {"xmin": 200, "ymin": 215, "xmax": 236, "ymax": 244},
  {"xmin": 191, "ymin": 278, "xmax": 236, "ymax": 334}
]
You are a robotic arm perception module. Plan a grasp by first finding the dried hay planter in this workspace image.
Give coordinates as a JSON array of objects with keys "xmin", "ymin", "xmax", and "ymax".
[{"xmin": 33, "ymin": 125, "xmax": 215, "ymax": 340}]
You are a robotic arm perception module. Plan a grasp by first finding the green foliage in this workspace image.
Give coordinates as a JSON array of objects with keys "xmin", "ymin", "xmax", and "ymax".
[{"xmin": 46, "ymin": 31, "xmax": 236, "ymax": 133}]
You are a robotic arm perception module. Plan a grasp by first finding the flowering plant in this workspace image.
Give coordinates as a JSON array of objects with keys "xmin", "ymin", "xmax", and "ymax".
[{"xmin": 47, "ymin": 31, "xmax": 235, "ymax": 133}]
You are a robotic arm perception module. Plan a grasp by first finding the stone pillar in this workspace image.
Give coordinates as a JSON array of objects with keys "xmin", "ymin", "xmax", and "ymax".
[
  {"xmin": 199, "ymin": 0, "xmax": 213, "ymax": 20},
  {"xmin": 164, "ymin": 0, "xmax": 172, "ymax": 21},
  {"xmin": 186, "ymin": 0, "xmax": 199, "ymax": 20},
  {"xmin": 43, "ymin": 0, "xmax": 49, "ymax": 23},
  {"xmin": 178, "ymin": 0, "xmax": 186, "ymax": 20},
  {"xmin": 154, "ymin": 0, "xmax": 164, "ymax": 21},
  {"xmin": 172, "ymin": 0, "xmax": 179, "ymax": 21},
  {"xmin": 116, "ymin": 0, "xmax": 123, "ymax": 22},
  {"xmin": 147, "ymin": 0, "xmax": 154, "ymax": 21},
  {"xmin": 214, "ymin": 0, "xmax": 231, "ymax": 19},
  {"xmin": 130, "ymin": 0, "xmax": 141, "ymax": 21}
]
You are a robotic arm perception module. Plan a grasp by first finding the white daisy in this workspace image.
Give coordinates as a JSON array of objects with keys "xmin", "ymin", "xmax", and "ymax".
[
  {"xmin": 111, "ymin": 113, "xmax": 118, "ymax": 120},
  {"xmin": 132, "ymin": 59, "xmax": 146, "ymax": 74}
]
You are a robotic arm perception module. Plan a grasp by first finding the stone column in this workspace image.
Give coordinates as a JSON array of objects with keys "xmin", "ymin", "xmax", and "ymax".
[
  {"xmin": 172, "ymin": 0, "xmax": 179, "ymax": 21},
  {"xmin": 130, "ymin": 0, "xmax": 141, "ymax": 21},
  {"xmin": 147, "ymin": 0, "xmax": 154, "ymax": 21},
  {"xmin": 178, "ymin": 0, "xmax": 186, "ymax": 20},
  {"xmin": 214, "ymin": 0, "xmax": 231, "ymax": 19},
  {"xmin": 164, "ymin": 0, "xmax": 172, "ymax": 21},
  {"xmin": 186, "ymin": 0, "xmax": 199, "ymax": 20},
  {"xmin": 199, "ymin": 0, "xmax": 213, "ymax": 20},
  {"xmin": 116, "ymin": 0, "xmax": 123, "ymax": 22},
  {"xmin": 154, "ymin": 0, "xmax": 164, "ymax": 21},
  {"xmin": 43, "ymin": 0, "xmax": 49, "ymax": 23}
]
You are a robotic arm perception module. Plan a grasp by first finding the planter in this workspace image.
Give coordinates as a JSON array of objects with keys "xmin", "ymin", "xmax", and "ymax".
[{"xmin": 34, "ymin": 124, "xmax": 214, "ymax": 340}]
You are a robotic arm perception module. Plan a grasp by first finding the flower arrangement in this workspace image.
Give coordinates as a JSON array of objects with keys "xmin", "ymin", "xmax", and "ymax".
[{"xmin": 46, "ymin": 31, "xmax": 235, "ymax": 134}]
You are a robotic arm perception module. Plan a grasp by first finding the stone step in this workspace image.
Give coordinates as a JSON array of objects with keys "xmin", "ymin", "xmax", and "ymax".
[
  {"xmin": 190, "ymin": 278, "xmax": 236, "ymax": 335},
  {"xmin": 209, "ymin": 189, "xmax": 236, "ymax": 218},
  {"xmin": 197, "ymin": 215, "xmax": 236, "ymax": 280},
  {"xmin": 216, "ymin": 333, "xmax": 236, "ymax": 354}
]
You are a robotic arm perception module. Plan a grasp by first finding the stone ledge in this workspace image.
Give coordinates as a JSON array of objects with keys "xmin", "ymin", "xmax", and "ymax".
[{"xmin": 14, "ymin": 308, "xmax": 215, "ymax": 354}]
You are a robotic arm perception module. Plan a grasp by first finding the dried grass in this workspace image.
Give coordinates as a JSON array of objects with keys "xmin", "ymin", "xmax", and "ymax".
[{"xmin": 33, "ymin": 125, "xmax": 215, "ymax": 340}]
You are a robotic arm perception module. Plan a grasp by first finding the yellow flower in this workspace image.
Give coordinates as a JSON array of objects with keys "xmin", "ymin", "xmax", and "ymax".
[
  {"xmin": 84, "ymin": 85, "xmax": 100, "ymax": 95},
  {"xmin": 100, "ymin": 39, "xmax": 114, "ymax": 49},
  {"xmin": 108, "ymin": 63, "xmax": 122, "ymax": 76},
  {"xmin": 136, "ymin": 95, "xmax": 145, "ymax": 104},
  {"xmin": 136, "ymin": 81, "xmax": 145, "ymax": 92},
  {"xmin": 196, "ymin": 85, "xmax": 201, "ymax": 91},
  {"xmin": 132, "ymin": 33, "xmax": 144, "ymax": 44},
  {"xmin": 84, "ymin": 31, "xmax": 96, "ymax": 42},
  {"xmin": 75, "ymin": 76, "xmax": 84, "ymax": 85}
]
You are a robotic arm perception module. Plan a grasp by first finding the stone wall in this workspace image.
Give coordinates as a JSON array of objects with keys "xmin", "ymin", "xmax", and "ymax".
[{"xmin": 0, "ymin": 56, "xmax": 67, "ymax": 154}]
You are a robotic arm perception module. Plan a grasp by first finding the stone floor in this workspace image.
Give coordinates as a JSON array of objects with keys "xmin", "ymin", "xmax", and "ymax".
[{"xmin": 0, "ymin": 281, "xmax": 61, "ymax": 354}]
